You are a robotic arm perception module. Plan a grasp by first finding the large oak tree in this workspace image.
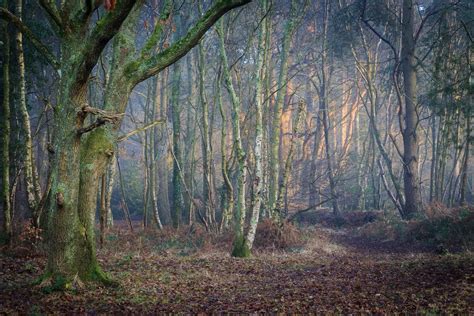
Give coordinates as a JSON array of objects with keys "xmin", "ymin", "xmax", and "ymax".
[{"xmin": 1, "ymin": 0, "xmax": 250, "ymax": 287}]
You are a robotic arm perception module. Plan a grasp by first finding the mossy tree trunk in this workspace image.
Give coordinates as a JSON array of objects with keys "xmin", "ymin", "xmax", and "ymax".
[
  {"xmin": 42, "ymin": 0, "xmax": 138, "ymax": 285},
  {"xmin": 217, "ymin": 18, "xmax": 249, "ymax": 258}
]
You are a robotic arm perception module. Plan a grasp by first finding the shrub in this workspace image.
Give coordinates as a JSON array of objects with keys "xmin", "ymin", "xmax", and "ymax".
[
  {"xmin": 253, "ymin": 219, "xmax": 305, "ymax": 250},
  {"xmin": 357, "ymin": 204, "xmax": 474, "ymax": 252}
]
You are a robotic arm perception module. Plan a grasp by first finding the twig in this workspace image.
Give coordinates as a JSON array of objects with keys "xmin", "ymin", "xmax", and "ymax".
[{"xmin": 117, "ymin": 119, "xmax": 165, "ymax": 142}]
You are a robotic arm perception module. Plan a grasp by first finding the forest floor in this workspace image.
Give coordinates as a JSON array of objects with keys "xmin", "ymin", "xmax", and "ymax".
[{"xmin": 0, "ymin": 222, "xmax": 473, "ymax": 314}]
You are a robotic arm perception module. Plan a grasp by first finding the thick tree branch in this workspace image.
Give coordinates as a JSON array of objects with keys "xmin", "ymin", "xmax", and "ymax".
[
  {"xmin": 0, "ymin": 8, "xmax": 60, "ymax": 69},
  {"xmin": 140, "ymin": 0, "xmax": 172, "ymax": 59},
  {"xmin": 75, "ymin": 0, "xmax": 139, "ymax": 87},
  {"xmin": 131, "ymin": 0, "xmax": 252, "ymax": 83}
]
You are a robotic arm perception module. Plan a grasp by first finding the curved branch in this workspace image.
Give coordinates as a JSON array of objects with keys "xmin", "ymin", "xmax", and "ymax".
[
  {"xmin": 0, "ymin": 8, "xmax": 60, "ymax": 69},
  {"xmin": 131, "ymin": 0, "xmax": 251, "ymax": 84},
  {"xmin": 76, "ymin": 0, "xmax": 139, "ymax": 87}
]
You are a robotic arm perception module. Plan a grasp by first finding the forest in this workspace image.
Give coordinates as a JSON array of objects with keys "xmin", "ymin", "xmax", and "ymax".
[{"xmin": 0, "ymin": 0, "xmax": 473, "ymax": 313}]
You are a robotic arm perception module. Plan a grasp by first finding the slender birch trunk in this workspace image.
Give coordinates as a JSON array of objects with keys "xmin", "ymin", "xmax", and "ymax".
[
  {"xmin": 217, "ymin": 19, "xmax": 248, "ymax": 257},
  {"xmin": 15, "ymin": 0, "xmax": 41, "ymax": 225},
  {"xmin": 245, "ymin": 0, "xmax": 268, "ymax": 250},
  {"xmin": 217, "ymin": 80, "xmax": 234, "ymax": 231},
  {"xmin": 276, "ymin": 100, "xmax": 304, "ymax": 217},
  {"xmin": 105, "ymin": 157, "xmax": 115, "ymax": 228},
  {"xmin": 99, "ymin": 174, "xmax": 106, "ymax": 247},
  {"xmin": 150, "ymin": 85, "xmax": 163, "ymax": 229}
]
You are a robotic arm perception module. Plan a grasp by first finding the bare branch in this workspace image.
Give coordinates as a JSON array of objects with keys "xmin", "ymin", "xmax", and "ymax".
[{"xmin": 117, "ymin": 119, "xmax": 165, "ymax": 142}]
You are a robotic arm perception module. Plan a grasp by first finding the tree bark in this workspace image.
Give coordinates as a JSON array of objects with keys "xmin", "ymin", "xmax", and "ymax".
[
  {"xmin": 170, "ymin": 61, "xmax": 184, "ymax": 228},
  {"xmin": 15, "ymin": 0, "xmax": 41, "ymax": 225},
  {"xmin": 319, "ymin": 0, "xmax": 340, "ymax": 217},
  {"xmin": 217, "ymin": 80, "xmax": 234, "ymax": 231},
  {"xmin": 268, "ymin": 0, "xmax": 298, "ymax": 217},
  {"xmin": 276, "ymin": 101, "xmax": 304, "ymax": 217},
  {"xmin": 1, "ymin": 2, "xmax": 12, "ymax": 244},
  {"xmin": 245, "ymin": 0, "xmax": 268, "ymax": 250},
  {"xmin": 218, "ymin": 18, "xmax": 248, "ymax": 257},
  {"xmin": 105, "ymin": 157, "xmax": 115, "ymax": 228},
  {"xmin": 401, "ymin": 0, "xmax": 422, "ymax": 218},
  {"xmin": 198, "ymin": 26, "xmax": 214, "ymax": 229}
]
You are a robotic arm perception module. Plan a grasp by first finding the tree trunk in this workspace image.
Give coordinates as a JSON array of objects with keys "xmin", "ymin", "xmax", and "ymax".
[
  {"xmin": 1, "ymin": 4, "xmax": 12, "ymax": 243},
  {"xmin": 99, "ymin": 174, "xmax": 106, "ymax": 248},
  {"xmin": 268, "ymin": 0, "xmax": 298, "ymax": 217},
  {"xmin": 245, "ymin": 0, "xmax": 268, "ymax": 250},
  {"xmin": 217, "ymin": 81, "xmax": 234, "ymax": 231},
  {"xmin": 105, "ymin": 157, "xmax": 115, "ymax": 228},
  {"xmin": 170, "ymin": 62, "xmax": 184, "ymax": 228},
  {"xmin": 149, "ymin": 78, "xmax": 163, "ymax": 229},
  {"xmin": 183, "ymin": 46, "xmax": 196, "ymax": 225},
  {"xmin": 198, "ymin": 31, "xmax": 214, "ymax": 229},
  {"xmin": 218, "ymin": 19, "xmax": 248, "ymax": 257},
  {"xmin": 319, "ymin": 0, "xmax": 340, "ymax": 217},
  {"xmin": 459, "ymin": 115, "xmax": 470, "ymax": 205},
  {"xmin": 276, "ymin": 101, "xmax": 304, "ymax": 217},
  {"xmin": 157, "ymin": 70, "xmax": 171, "ymax": 224},
  {"xmin": 401, "ymin": 0, "xmax": 422, "ymax": 218},
  {"xmin": 45, "ymin": 83, "xmax": 110, "ymax": 286},
  {"xmin": 15, "ymin": 0, "xmax": 41, "ymax": 224}
]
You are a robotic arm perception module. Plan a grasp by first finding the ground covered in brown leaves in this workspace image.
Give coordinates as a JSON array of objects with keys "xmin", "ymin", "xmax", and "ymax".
[{"xmin": 1, "ymin": 226, "xmax": 473, "ymax": 314}]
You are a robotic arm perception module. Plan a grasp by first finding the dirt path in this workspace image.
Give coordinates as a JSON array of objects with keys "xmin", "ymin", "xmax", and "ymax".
[{"xmin": 1, "ymin": 228, "xmax": 473, "ymax": 314}]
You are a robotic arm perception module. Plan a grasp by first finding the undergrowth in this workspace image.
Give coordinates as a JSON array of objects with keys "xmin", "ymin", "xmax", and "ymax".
[
  {"xmin": 357, "ymin": 204, "xmax": 474, "ymax": 252},
  {"xmin": 253, "ymin": 219, "xmax": 306, "ymax": 250}
]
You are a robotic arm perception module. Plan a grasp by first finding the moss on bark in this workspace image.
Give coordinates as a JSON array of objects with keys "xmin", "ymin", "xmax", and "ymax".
[{"xmin": 231, "ymin": 234, "xmax": 251, "ymax": 258}]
